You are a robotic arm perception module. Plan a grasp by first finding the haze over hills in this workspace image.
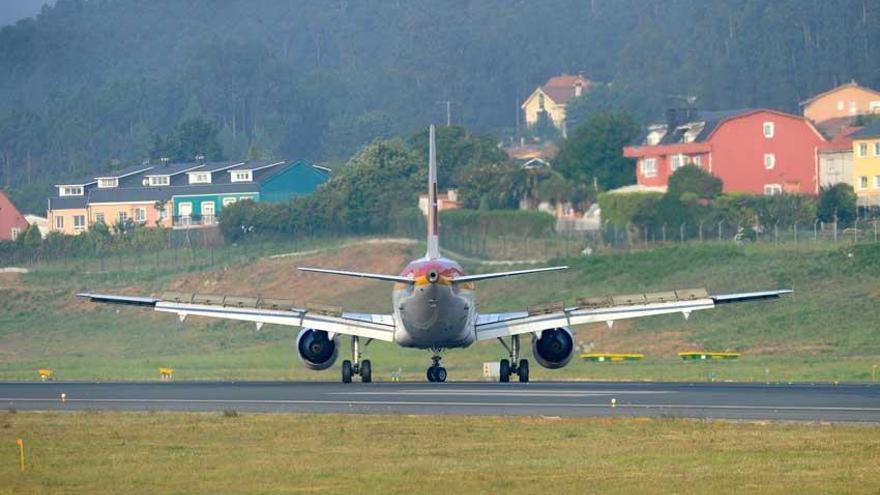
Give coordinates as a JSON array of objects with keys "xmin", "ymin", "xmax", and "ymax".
[{"xmin": 0, "ymin": 0, "xmax": 878, "ymax": 213}]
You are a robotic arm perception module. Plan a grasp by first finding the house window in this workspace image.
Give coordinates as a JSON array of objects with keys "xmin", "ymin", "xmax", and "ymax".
[
  {"xmin": 231, "ymin": 170, "xmax": 252, "ymax": 182},
  {"xmin": 875, "ymin": 176, "xmax": 880, "ymax": 188},
  {"xmin": 59, "ymin": 186, "xmax": 83, "ymax": 196},
  {"xmin": 874, "ymin": 143, "xmax": 880, "ymax": 157},
  {"xmin": 670, "ymin": 154, "xmax": 685, "ymax": 171},
  {"xmin": 11, "ymin": 228, "xmax": 21, "ymax": 240},
  {"xmin": 94, "ymin": 213, "xmax": 105, "ymax": 224},
  {"xmin": 97, "ymin": 178, "xmax": 118, "ymax": 188},
  {"xmin": 837, "ymin": 101, "xmax": 844, "ymax": 111},
  {"xmin": 764, "ymin": 184, "xmax": 782, "ymax": 196},
  {"xmin": 189, "ymin": 172, "xmax": 210, "ymax": 184},
  {"xmin": 640, "ymin": 158, "xmax": 657, "ymax": 178},
  {"xmin": 159, "ymin": 208, "xmax": 168, "ymax": 221},
  {"xmin": 73, "ymin": 215, "xmax": 86, "ymax": 232},
  {"xmin": 179, "ymin": 202, "xmax": 193, "ymax": 217},
  {"xmin": 222, "ymin": 197, "xmax": 237, "ymax": 207},
  {"xmin": 871, "ymin": 101, "xmax": 880, "ymax": 113},
  {"xmin": 118, "ymin": 211, "xmax": 128, "ymax": 223},
  {"xmin": 860, "ymin": 176, "xmax": 869, "ymax": 189},
  {"xmin": 148, "ymin": 176, "xmax": 170, "ymax": 186},
  {"xmin": 763, "ymin": 122, "xmax": 774, "ymax": 138},
  {"xmin": 849, "ymin": 101, "xmax": 857, "ymax": 114},
  {"xmin": 692, "ymin": 155, "xmax": 701, "ymax": 167},
  {"xmin": 201, "ymin": 202, "xmax": 215, "ymax": 224},
  {"xmin": 764, "ymin": 153, "xmax": 776, "ymax": 170},
  {"xmin": 538, "ymin": 93, "xmax": 545, "ymax": 111},
  {"xmin": 859, "ymin": 143, "xmax": 868, "ymax": 157},
  {"xmin": 55, "ymin": 216, "xmax": 64, "ymax": 229},
  {"xmin": 134, "ymin": 207, "xmax": 147, "ymax": 223}
]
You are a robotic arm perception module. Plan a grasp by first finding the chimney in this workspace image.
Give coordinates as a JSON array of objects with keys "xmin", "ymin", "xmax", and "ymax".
[
  {"xmin": 574, "ymin": 81, "xmax": 583, "ymax": 97},
  {"xmin": 666, "ymin": 108, "xmax": 679, "ymax": 129}
]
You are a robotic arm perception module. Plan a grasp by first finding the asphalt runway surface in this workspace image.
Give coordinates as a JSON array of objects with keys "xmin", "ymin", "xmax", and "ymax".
[{"xmin": 2, "ymin": 381, "xmax": 879, "ymax": 422}]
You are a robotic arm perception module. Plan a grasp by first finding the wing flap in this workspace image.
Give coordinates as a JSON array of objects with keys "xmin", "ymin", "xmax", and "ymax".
[
  {"xmin": 453, "ymin": 266, "xmax": 568, "ymax": 284},
  {"xmin": 297, "ymin": 267, "xmax": 413, "ymax": 284}
]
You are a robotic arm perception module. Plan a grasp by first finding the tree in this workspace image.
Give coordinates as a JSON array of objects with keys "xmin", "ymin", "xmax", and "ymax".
[
  {"xmin": 408, "ymin": 126, "xmax": 507, "ymax": 189},
  {"xmin": 667, "ymin": 165, "xmax": 723, "ymax": 200},
  {"xmin": 817, "ymin": 183, "xmax": 857, "ymax": 225},
  {"xmin": 553, "ymin": 112, "xmax": 640, "ymax": 192},
  {"xmin": 150, "ymin": 118, "xmax": 225, "ymax": 162}
]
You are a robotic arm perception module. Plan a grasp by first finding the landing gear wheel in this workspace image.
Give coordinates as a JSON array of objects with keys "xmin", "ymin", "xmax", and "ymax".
[
  {"xmin": 342, "ymin": 360, "xmax": 353, "ymax": 383},
  {"xmin": 435, "ymin": 367, "xmax": 447, "ymax": 382},
  {"xmin": 518, "ymin": 359, "xmax": 529, "ymax": 383},
  {"xmin": 499, "ymin": 359, "xmax": 511, "ymax": 383},
  {"xmin": 360, "ymin": 360, "xmax": 372, "ymax": 383},
  {"xmin": 427, "ymin": 366, "xmax": 437, "ymax": 382}
]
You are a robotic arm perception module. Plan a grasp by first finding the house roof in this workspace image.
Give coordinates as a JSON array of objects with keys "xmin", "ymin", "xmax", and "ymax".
[
  {"xmin": 538, "ymin": 74, "xmax": 591, "ymax": 105},
  {"xmin": 819, "ymin": 127, "xmax": 862, "ymax": 152},
  {"xmin": 639, "ymin": 108, "xmax": 820, "ymax": 147},
  {"xmin": 800, "ymin": 81, "xmax": 880, "ymax": 107},
  {"xmin": 93, "ymin": 163, "xmax": 154, "ymax": 179},
  {"xmin": 851, "ymin": 120, "xmax": 880, "ymax": 139},
  {"xmin": 144, "ymin": 161, "xmax": 203, "ymax": 176},
  {"xmin": 48, "ymin": 196, "xmax": 88, "ymax": 210}
]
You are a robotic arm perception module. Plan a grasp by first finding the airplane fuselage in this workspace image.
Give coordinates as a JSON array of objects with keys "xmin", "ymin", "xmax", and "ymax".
[{"xmin": 392, "ymin": 257, "xmax": 476, "ymax": 350}]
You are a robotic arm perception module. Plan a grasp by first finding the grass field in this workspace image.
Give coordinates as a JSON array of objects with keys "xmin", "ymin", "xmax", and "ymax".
[
  {"xmin": 0, "ymin": 411, "xmax": 878, "ymax": 494},
  {"xmin": 1, "ymin": 237, "xmax": 879, "ymax": 383}
]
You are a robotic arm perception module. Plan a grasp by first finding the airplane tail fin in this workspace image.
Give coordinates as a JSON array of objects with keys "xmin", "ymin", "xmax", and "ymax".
[{"xmin": 426, "ymin": 124, "xmax": 440, "ymax": 260}]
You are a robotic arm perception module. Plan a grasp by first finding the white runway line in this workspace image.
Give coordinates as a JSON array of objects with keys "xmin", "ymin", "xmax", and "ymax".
[
  {"xmin": 2, "ymin": 397, "xmax": 879, "ymax": 413},
  {"xmin": 330, "ymin": 389, "xmax": 672, "ymax": 397}
]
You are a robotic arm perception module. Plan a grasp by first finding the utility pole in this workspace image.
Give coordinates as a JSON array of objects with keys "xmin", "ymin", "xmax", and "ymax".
[{"xmin": 437, "ymin": 100, "xmax": 452, "ymax": 126}]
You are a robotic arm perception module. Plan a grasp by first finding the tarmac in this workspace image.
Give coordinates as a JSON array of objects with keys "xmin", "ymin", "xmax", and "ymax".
[{"xmin": 2, "ymin": 381, "xmax": 879, "ymax": 422}]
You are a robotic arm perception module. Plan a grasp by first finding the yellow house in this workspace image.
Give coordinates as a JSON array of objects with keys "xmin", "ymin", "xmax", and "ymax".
[
  {"xmin": 851, "ymin": 121, "xmax": 880, "ymax": 207},
  {"xmin": 521, "ymin": 74, "xmax": 591, "ymax": 135}
]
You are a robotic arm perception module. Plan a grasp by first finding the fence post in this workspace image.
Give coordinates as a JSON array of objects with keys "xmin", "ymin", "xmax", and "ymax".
[
  {"xmin": 815, "ymin": 220, "xmax": 820, "ymax": 243},
  {"xmin": 699, "ymin": 221, "xmax": 704, "ymax": 242},
  {"xmin": 793, "ymin": 222, "xmax": 798, "ymax": 244},
  {"xmin": 662, "ymin": 223, "xmax": 667, "ymax": 243},
  {"xmin": 774, "ymin": 221, "xmax": 779, "ymax": 245},
  {"xmin": 833, "ymin": 220, "xmax": 838, "ymax": 242},
  {"xmin": 680, "ymin": 223, "xmax": 685, "ymax": 243},
  {"xmin": 854, "ymin": 219, "xmax": 858, "ymax": 243},
  {"xmin": 717, "ymin": 220, "xmax": 724, "ymax": 241}
]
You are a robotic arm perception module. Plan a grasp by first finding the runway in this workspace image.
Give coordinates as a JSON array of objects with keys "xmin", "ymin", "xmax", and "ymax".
[{"xmin": 1, "ymin": 381, "xmax": 878, "ymax": 422}]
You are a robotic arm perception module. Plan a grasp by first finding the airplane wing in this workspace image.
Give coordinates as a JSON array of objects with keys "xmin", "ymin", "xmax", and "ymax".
[
  {"xmin": 475, "ymin": 288, "xmax": 791, "ymax": 341},
  {"xmin": 78, "ymin": 292, "xmax": 396, "ymax": 342}
]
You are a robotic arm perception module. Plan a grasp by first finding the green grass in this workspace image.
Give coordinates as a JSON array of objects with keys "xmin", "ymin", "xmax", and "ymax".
[
  {"xmin": 1, "ymin": 238, "xmax": 879, "ymax": 382},
  {"xmin": 1, "ymin": 411, "xmax": 879, "ymax": 494}
]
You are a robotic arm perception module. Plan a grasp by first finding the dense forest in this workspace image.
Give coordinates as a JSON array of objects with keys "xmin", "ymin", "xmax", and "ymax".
[{"xmin": 1, "ymin": 0, "xmax": 878, "ymax": 213}]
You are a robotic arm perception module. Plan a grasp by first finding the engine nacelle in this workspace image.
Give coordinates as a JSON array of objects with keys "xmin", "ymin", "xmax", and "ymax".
[
  {"xmin": 531, "ymin": 327, "xmax": 575, "ymax": 369},
  {"xmin": 296, "ymin": 329, "xmax": 339, "ymax": 370}
]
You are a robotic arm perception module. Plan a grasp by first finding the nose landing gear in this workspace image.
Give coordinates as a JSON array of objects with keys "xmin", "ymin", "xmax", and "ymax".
[{"xmin": 426, "ymin": 354, "xmax": 447, "ymax": 382}]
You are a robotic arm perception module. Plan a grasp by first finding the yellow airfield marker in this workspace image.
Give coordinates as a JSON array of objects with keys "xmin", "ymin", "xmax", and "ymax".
[
  {"xmin": 60, "ymin": 393, "xmax": 66, "ymax": 402},
  {"xmin": 16, "ymin": 439, "xmax": 25, "ymax": 472},
  {"xmin": 611, "ymin": 398, "xmax": 617, "ymax": 408}
]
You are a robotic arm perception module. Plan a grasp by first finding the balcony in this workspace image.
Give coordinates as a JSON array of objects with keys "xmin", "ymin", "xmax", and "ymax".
[{"xmin": 172, "ymin": 215, "xmax": 218, "ymax": 229}]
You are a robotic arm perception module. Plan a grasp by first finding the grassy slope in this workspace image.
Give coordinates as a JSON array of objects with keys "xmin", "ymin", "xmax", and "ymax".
[
  {"xmin": 1, "ymin": 239, "xmax": 879, "ymax": 382},
  {"xmin": 1, "ymin": 412, "xmax": 879, "ymax": 494}
]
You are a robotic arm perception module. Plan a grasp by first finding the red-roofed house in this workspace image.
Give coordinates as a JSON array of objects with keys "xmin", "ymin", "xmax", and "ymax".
[
  {"xmin": 0, "ymin": 190, "xmax": 29, "ymax": 241},
  {"xmin": 623, "ymin": 109, "xmax": 826, "ymax": 195},
  {"xmin": 818, "ymin": 127, "xmax": 861, "ymax": 189},
  {"xmin": 801, "ymin": 82, "xmax": 880, "ymax": 133},
  {"xmin": 521, "ymin": 74, "xmax": 591, "ymax": 135}
]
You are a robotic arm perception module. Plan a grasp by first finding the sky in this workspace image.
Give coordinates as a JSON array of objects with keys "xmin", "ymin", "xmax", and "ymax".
[{"xmin": 0, "ymin": 0, "xmax": 55, "ymax": 27}]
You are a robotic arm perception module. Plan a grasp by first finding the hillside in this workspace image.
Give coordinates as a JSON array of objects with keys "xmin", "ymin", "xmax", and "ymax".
[
  {"xmin": 0, "ymin": 239, "xmax": 878, "ymax": 382},
  {"xmin": 2, "ymin": 0, "xmax": 879, "ymax": 212}
]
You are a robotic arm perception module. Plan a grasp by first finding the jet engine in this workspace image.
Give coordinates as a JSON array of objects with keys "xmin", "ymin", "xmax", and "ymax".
[
  {"xmin": 531, "ymin": 327, "xmax": 575, "ymax": 369},
  {"xmin": 296, "ymin": 329, "xmax": 339, "ymax": 370}
]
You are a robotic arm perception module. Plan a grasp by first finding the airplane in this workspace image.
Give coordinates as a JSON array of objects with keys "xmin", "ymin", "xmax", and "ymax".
[{"xmin": 79, "ymin": 125, "xmax": 792, "ymax": 383}]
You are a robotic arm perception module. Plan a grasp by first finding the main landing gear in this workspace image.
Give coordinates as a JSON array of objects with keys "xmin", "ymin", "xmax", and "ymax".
[
  {"xmin": 497, "ymin": 335, "xmax": 529, "ymax": 383},
  {"xmin": 426, "ymin": 354, "xmax": 447, "ymax": 382},
  {"xmin": 342, "ymin": 336, "xmax": 372, "ymax": 383}
]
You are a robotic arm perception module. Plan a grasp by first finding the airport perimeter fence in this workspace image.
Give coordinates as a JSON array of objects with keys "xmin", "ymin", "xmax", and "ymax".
[
  {"xmin": 433, "ymin": 219, "xmax": 880, "ymax": 261},
  {"xmin": 3, "ymin": 218, "xmax": 880, "ymax": 275}
]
